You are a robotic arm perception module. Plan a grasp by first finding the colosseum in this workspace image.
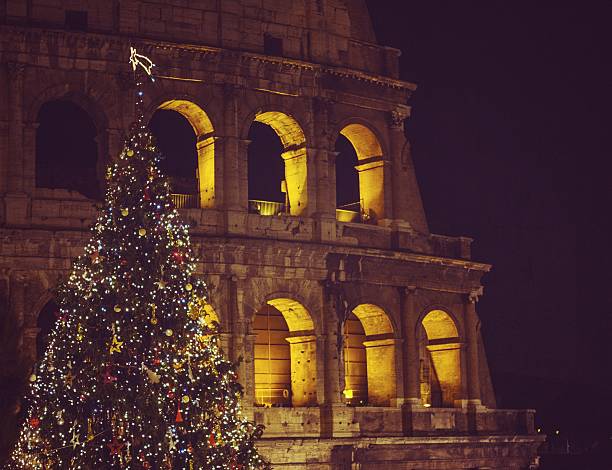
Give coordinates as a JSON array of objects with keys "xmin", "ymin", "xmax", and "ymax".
[{"xmin": 0, "ymin": 0, "xmax": 543, "ymax": 468}]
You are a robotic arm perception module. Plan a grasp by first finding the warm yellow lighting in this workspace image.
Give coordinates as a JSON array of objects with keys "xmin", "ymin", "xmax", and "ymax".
[
  {"xmin": 343, "ymin": 389, "xmax": 354, "ymax": 399},
  {"xmin": 421, "ymin": 310, "xmax": 462, "ymax": 407},
  {"xmin": 340, "ymin": 124, "xmax": 385, "ymax": 221},
  {"xmin": 253, "ymin": 299, "xmax": 317, "ymax": 407},
  {"xmin": 158, "ymin": 100, "xmax": 215, "ymax": 209},
  {"xmin": 254, "ymin": 112, "xmax": 308, "ymax": 216}
]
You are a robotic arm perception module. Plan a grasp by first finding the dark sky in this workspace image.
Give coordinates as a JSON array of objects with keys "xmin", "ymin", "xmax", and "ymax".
[{"xmin": 365, "ymin": 0, "xmax": 611, "ymax": 421}]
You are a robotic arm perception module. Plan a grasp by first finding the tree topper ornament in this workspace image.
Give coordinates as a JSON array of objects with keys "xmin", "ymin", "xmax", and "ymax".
[{"xmin": 129, "ymin": 47, "xmax": 155, "ymax": 79}]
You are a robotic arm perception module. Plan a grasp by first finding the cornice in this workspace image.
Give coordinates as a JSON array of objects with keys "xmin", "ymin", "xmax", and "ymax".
[{"xmin": 0, "ymin": 24, "xmax": 417, "ymax": 93}]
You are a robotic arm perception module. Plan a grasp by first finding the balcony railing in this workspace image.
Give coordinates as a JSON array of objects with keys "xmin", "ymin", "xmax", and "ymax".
[
  {"xmin": 171, "ymin": 193, "xmax": 199, "ymax": 209},
  {"xmin": 336, "ymin": 202, "xmax": 361, "ymax": 223},
  {"xmin": 248, "ymin": 199, "xmax": 287, "ymax": 216}
]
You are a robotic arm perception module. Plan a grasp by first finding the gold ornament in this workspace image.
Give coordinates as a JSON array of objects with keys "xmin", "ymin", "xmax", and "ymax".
[
  {"xmin": 109, "ymin": 335, "xmax": 124, "ymax": 354},
  {"xmin": 185, "ymin": 283, "xmax": 193, "ymax": 291},
  {"xmin": 126, "ymin": 149, "xmax": 134, "ymax": 157},
  {"xmin": 157, "ymin": 280, "xmax": 166, "ymax": 290},
  {"xmin": 87, "ymin": 418, "xmax": 94, "ymax": 442},
  {"xmin": 29, "ymin": 374, "xmax": 37, "ymax": 382},
  {"xmin": 114, "ymin": 305, "xmax": 122, "ymax": 313},
  {"xmin": 150, "ymin": 304, "xmax": 158, "ymax": 325},
  {"xmin": 182, "ymin": 395, "xmax": 190, "ymax": 404},
  {"xmin": 165, "ymin": 329, "xmax": 173, "ymax": 337},
  {"xmin": 121, "ymin": 208, "xmax": 129, "ymax": 216},
  {"xmin": 138, "ymin": 228, "xmax": 147, "ymax": 236},
  {"xmin": 76, "ymin": 323, "xmax": 84, "ymax": 342}
]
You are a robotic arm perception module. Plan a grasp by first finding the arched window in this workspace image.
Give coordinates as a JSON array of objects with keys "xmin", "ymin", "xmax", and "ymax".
[
  {"xmin": 36, "ymin": 100, "xmax": 100, "ymax": 199},
  {"xmin": 247, "ymin": 112, "xmax": 308, "ymax": 216},
  {"xmin": 253, "ymin": 298, "xmax": 316, "ymax": 407},
  {"xmin": 334, "ymin": 134, "xmax": 360, "ymax": 222},
  {"xmin": 37, "ymin": 300, "xmax": 58, "ymax": 359},
  {"xmin": 343, "ymin": 304, "xmax": 396, "ymax": 406},
  {"xmin": 337, "ymin": 124, "xmax": 385, "ymax": 224},
  {"xmin": 248, "ymin": 122, "xmax": 285, "ymax": 215},
  {"xmin": 150, "ymin": 109, "xmax": 198, "ymax": 201},
  {"xmin": 419, "ymin": 310, "xmax": 462, "ymax": 407},
  {"xmin": 150, "ymin": 100, "xmax": 215, "ymax": 209}
]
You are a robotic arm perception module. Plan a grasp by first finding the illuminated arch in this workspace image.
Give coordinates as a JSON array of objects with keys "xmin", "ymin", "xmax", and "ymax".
[
  {"xmin": 338, "ymin": 123, "xmax": 386, "ymax": 223},
  {"xmin": 344, "ymin": 303, "xmax": 396, "ymax": 406},
  {"xmin": 249, "ymin": 111, "xmax": 308, "ymax": 216},
  {"xmin": 253, "ymin": 297, "xmax": 316, "ymax": 407},
  {"xmin": 157, "ymin": 100, "xmax": 216, "ymax": 209},
  {"xmin": 419, "ymin": 309, "xmax": 462, "ymax": 407}
]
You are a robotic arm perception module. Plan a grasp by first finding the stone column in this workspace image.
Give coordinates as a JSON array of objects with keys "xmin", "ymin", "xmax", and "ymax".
[
  {"xmin": 6, "ymin": 62, "xmax": 25, "ymax": 193},
  {"xmin": 401, "ymin": 286, "xmax": 420, "ymax": 403},
  {"xmin": 388, "ymin": 106, "xmax": 409, "ymax": 225},
  {"xmin": 311, "ymin": 98, "xmax": 337, "ymax": 242},
  {"xmin": 286, "ymin": 335, "xmax": 317, "ymax": 406},
  {"xmin": 322, "ymin": 295, "xmax": 343, "ymax": 405},
  {"xmin": 388, "ymin": 106, "xmax": 429, "ymax": 233},
  {"xmin": 21, "ymin": 121, "xmax": 39, "ymax": 193},
  {"xmin": 221, "ymin": 85, "xmax": 247, "ymax": 212},
  {"xmin": 229, "ymin": 276, "xmax": 255, "ymax": 418},
  {"xmin": 5, "ymin": 62, "xmax": 30, "ymax": 225},
  {"xmin": 465, "ymin": 289, "xmax": 483, "ymax": 405}
]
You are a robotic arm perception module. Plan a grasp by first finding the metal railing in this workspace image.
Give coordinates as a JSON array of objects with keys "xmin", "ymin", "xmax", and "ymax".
[{"xmin": 171, "ymin": 193, "xmax": 199, "ymax": 209}]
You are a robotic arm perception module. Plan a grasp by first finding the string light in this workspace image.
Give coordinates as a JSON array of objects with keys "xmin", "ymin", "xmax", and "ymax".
[{"xmin": 7, "ymin": 48, "xmax": 269, "ymax": 470}]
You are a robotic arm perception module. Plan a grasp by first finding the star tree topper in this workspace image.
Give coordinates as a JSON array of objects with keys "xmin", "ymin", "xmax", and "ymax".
[{"xmin": 129, "ymin": 47, "xmax": 155, "ymax": 79}]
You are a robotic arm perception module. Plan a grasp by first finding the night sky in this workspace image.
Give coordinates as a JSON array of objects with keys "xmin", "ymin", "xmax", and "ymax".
[{"xmin": 365, "ymin": 0, "xmax": 610, "ymax": 434}]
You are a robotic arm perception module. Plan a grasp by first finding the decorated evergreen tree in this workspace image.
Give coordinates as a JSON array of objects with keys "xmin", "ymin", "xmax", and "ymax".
[{"xmin": 6, "ymin": 50, "xmax": 269, "ymax": 470}]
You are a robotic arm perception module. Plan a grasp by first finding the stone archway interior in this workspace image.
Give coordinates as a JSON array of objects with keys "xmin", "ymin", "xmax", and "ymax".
[
  {"xmin": 420, "ymin": 309, "xmax": 461, "ymax": 407},
  {"xmin": 345, "ymin": 303, "xmax": 396, "ymax": 406},
  {"xmin": 339, "ymin": 123, "xmax": 385, "ymax": 222},
  {"xmin": 253, "ymin": 297, "xmax": 316, "ymax": 407}
]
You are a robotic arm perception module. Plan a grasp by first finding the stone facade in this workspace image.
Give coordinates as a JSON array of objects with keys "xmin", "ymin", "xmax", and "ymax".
[{"xmin": 0, "ymin": 1, "xmax": 543, "ymax": 468}]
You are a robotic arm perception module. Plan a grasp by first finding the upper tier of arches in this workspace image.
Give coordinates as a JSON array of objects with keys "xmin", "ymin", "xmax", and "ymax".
[{"xmin": 33, "ymin": 95, "xmax": 395, "ymax": 226}]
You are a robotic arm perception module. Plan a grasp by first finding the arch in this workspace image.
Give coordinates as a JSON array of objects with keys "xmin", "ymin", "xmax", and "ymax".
[
  {"xmin": 419, "ymin": 309, "xmax": 462, "ymax": 408},
  {"xmin": 28, "ymin": 86, "xmax": 109, "ymax": 132},
  {"xmin": 247, "ymin": 110, "xmax": 308, "ymax": 216},
  {"xmin": 422, "ymin": 309, "xmax": 460, "ymax": 340},
  {"xmin": 35, "ymin": 99, "xmax": 101, "ymax": 199},
  {"xmin": 253, "ymin": 297, "xmax": 317, "ymax": 407},
  {"xmin": 344, "ymin": 303, "xmax": 396, "ymax": 406},
  {"xmin": 337, "ymin": 122, "xmax": 386, "ymax": 223},
  {"xmin": 156, "ymin": 99, "xmax": 216, "ymax": 209}
]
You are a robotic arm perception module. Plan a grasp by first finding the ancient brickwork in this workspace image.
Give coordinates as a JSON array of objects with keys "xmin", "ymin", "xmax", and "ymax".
[{"xmin": 0, "ymin": 1, "xmax": 542, "ymax": 468}]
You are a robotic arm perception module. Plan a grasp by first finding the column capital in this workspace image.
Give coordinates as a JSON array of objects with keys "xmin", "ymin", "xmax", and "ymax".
[
  {"xmin": 468, "ymin": 286, "xmax": 484, "ymax": 304},
  {"xmin": 403, "ymin": 285, "xmax": 418, "ymax": 295},
  {"xmin": 389, "ymin": 105, "xmax": 411, "ymax": 129}
]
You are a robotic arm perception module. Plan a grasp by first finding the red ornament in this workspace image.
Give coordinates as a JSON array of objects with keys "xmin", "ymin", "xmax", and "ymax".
[
  {"xmin": 54, "ymin": 311, "xmax": 67, "ymax": 322},
  {"xmin": 172, "ymin": 250, "xmax": 184, "ymax": 264},
  {"xmin": 208, "ymin": 433, "xmax": 216, "ymax": 446},
  {"xmin": 29, "ymin": 417, "xmax": 40, "ymax": 428},
  {"xmin": 107, "ymin": 436, "xmax": 125, "ymax": 455},
  {"xmin": 144, "ymin": 187, "xmax": 151, "ymax": 201},
  {"xmin": 175, "ymin": 400, "xmax": 183, "ymax": 423},
  {"xmin": 102, "ymin": 365, "xmax": 117, "ymax": 384}
]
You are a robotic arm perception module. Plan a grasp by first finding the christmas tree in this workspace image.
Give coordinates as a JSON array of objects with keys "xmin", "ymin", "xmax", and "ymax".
[{"xmin": 6, "ymin": 50, "xmax": 269, "ymax": 470}]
